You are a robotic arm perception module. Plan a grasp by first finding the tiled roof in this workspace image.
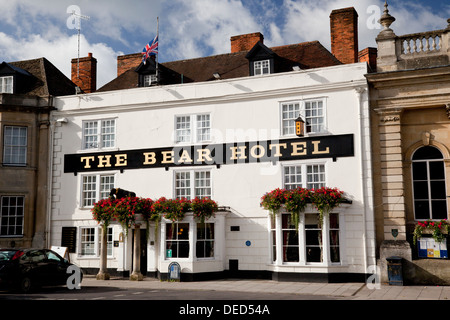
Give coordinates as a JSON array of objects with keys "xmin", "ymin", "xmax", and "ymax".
[
  {"xmin": 7, "ymin": 57, "xmax": 77, "ymax": 96},
  {"xmin": 98, "ymin": 40, "xmax": 341, "ymax": 92}
]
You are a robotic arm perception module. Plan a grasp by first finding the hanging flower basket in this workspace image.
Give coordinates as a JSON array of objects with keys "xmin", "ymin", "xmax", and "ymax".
[
  {"xmin": 114, "ymin": 196, "xmax": 140, "ymax": 236},
  {"xmin": 284, "ymin": 188, "xmax": 311, "ymax": 231},
  {"xmin": 260, "ymin": 188, "xmax": 290, "ymax": 221},
  {"xmin": 309, "ymin": 187, "xmax": 344, "ymax": 227},
  {"xmin": 261, "ymin": 186, "xmax": 345, "ymax": 228},
  {"xmin": 152, "ymin": 197, "xmax": 191, "ymax": 224},
  {"xmin": 91, "ymin": 198, "xmax": 118, "ymax": 230},
  {"xmin": 191, "ymin": 197, "xmax": 219, "ymax": 223},
  {"xmin": 413, "ymin": 219, "xmax": 449, "ymax": 245}
]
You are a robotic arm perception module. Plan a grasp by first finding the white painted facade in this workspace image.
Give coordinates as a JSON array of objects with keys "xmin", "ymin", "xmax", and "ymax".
[{"xmin": 49, "ymin": 62, "xmax": 376, "ymax": 281}]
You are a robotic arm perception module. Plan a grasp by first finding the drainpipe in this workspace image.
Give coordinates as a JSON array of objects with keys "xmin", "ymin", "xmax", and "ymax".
[{"xmin": 45, "ymin": 96, "xmax": 55, "ymax": 249}]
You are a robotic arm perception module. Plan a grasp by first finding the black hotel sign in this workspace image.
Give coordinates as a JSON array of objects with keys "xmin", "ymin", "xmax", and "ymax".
[{"xmin": 64, "ymin": 134, "xmax": 354, "ymax": 174}]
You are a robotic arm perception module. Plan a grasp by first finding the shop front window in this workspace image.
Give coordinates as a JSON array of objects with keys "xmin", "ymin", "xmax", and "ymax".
[
  {"xmin": 271, "ymin": 212, "xmax": 341, "ymax": 265},
  {"xmin": 282, "ymin": 213, "xmax": 299, "ymax": 262},
  {"xmin": 166, "ymin": 223, "xmax": 189, "ymax": 258},
  {"xmin": 196, "ymin": 223, "xmax": 214, "ymax": 258}
]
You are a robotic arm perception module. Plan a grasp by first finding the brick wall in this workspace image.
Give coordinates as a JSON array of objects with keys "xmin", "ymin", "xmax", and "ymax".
[
  {"xmin": 330, "ymin": 7, "xmax": 359, "ymax": 64},
  {"xmin": 117, "ymin": 53, "xmax": 142, "ymax": 77},
  {"xmin": 230, "ymin": 32, "xmax": 264, "ymax": 53},
  {"xmin": 359, "ymin": 47, "xmax": 378, "ymax": 71},
  {"xmin": 71, "ymin": 52, "xmax": 97, "ymax": 93}
]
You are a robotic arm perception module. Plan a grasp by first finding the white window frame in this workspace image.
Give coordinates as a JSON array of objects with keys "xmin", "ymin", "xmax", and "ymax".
[
  {"xmin": 270, "ymin": 210, "xmax": 342, "ymax": 266},
  {"xmin": 280, "ymin": 98, "xmax": 326, "ymax": 136},
  {"xmin": 254, "ymin": 60, "xmax": 270, "ymax": 75},
  {"xmin": 82, "ymin": 119, "xmax": 116, "ymax": 150},
  {"xmin": 0, "ymin": 195, "xmax": 24, "ymax": 237},
  {"xmin": 196, "ymin": 222, "xmax": 215, "ymax": 259},
  {"xmin": 143, "ymin": 74, "xmax": 157, "ymax": 87},
  {"xmin": 0, "ymin": 76, "xmax": 13, "ymax": 93},
  {"xmin": 79, "ymin": 226, "xmax": 114, "ymax": 258},
  {"xmin": 173, "ymin": 169, "xmax": 212, "ymax": 200},
  {"xmin": 283, "ymin": 162, "xmax": 327, "ymax": 190},
  {"xmin": 80, "ymin": 173, "xmax": 116, "ymax": 208},
  {"xmin": 175, "ymin": 113, "xmax": 211, "ymax": 144},
  {"xmin": 411, "ymin": 147, "xmax": 448, "ymax": 221},
  {"xmin": 3, "ymin": 126, "xmax": 27, "ymax": 166}
]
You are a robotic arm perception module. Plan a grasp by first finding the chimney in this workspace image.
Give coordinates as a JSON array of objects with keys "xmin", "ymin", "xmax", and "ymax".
[
  {"xmin": 230, "ymin": 32, "xmax": 264, "ymax": 53},
  {"xmin": 359, "ymin": 47, "xmax": 378, "ymax": 71},
  {"xmin": 117, "ymin": 53, "xmax": 142, "ymax": 77},
  {"xmin": 71, "ymin": 52, "xmax": 97, "ymax": 93},
  {"xmin": 330, "ymin": 7, "xmax": 359, "ymax": 64}
]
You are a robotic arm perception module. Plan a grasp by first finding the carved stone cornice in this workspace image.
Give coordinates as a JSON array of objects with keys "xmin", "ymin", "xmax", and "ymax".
[{"xmin": 374, "ymin": 107, "xmax": 404, "ymax": 124}]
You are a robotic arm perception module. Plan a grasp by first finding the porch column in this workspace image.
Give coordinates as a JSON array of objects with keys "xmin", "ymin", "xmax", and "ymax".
[
  {"xmin": 96, "ymin": 225, "xmax": 110, "ymax": 280},
  {"xmin": 130, "ymin": 224, "xmax": 143, "ymax": 281}
]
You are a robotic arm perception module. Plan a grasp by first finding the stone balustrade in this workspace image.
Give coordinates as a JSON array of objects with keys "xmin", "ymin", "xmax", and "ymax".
[{"xmin": 398, "ymin": 30, "xmax": 444, "ymax": 55}]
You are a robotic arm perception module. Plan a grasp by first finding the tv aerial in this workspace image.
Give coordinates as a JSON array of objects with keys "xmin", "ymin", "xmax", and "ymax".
[{"xmin": 69, "ymin": 8, "xmax": 90, "ymax": 78}]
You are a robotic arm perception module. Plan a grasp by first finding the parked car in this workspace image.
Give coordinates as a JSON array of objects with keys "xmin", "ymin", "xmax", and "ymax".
[{"xmin": 0, "ymin": 248, "xmax": 83, "ymax": 293}]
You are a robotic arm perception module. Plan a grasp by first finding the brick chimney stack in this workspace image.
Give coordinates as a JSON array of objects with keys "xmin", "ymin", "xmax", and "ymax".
[
  {"xmin": 330, "ymin": 7, "xmax": 359, "ymax": 64},
  {"xmin": 71, "ymin": 52, "xmax": 97, "ymax": 93},
  {"xmin": 230, "ymin": 32, "xmax": 264, "ymax": 53},
  {"xmin": 117, "ymin": 53, "xmax": 143, "ymax": 77}
]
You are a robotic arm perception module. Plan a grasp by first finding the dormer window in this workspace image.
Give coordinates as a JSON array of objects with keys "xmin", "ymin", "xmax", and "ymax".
[
  {"xmin": 0, "ymin": 76, "xmax": 13, "ymax": 93},
  {"xmin": 254, "ymin": 60, "xmax": 270, "ymax": 76},
  {"xmin": 143, "ymin": 74, "xmax": 157, "ymax": 87},
  {"xmin": 245, "ymin": 42, "xmax": 276, "ymax": 77}
]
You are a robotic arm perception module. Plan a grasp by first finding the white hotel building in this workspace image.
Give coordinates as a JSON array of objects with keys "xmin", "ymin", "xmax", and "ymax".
[{"xmin": 49, "ymin": 8, "xmax": 377, "ymax": 282}]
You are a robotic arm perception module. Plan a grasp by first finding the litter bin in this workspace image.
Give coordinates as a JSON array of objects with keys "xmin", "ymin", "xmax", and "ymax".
[{"xmin": 386, "ymin": 256, "xmax": 403, "ymax": 286}]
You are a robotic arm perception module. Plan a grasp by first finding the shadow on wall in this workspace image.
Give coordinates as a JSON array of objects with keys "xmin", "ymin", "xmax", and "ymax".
[{"xmin": 403, "ymin": 259, "xmax": 450, "ymax": 286}]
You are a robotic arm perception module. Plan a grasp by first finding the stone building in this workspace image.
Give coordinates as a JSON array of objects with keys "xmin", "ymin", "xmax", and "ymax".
[
  {"xmin": 0, "ymin": 57, "xmax": 77, "ymax": 248},
  {"xmin": 366, "ymin": 3, "xmax": 450, "ymax": 284}
]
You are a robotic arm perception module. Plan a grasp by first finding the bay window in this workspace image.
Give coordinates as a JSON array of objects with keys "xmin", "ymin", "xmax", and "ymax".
[{"xmin": 271, "ymin": 211, "xmax": 341, "ymax": 265}]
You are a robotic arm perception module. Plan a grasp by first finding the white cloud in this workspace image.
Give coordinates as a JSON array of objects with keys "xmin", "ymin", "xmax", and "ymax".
[{"xmin": 0, "ymin": 0, "xmax": 448, "ymax": 90}]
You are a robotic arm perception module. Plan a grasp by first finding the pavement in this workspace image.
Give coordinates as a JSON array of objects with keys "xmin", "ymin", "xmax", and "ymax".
[{"xmin": 81, "ymin": 275, "xmax": 450, "ymax": 300}]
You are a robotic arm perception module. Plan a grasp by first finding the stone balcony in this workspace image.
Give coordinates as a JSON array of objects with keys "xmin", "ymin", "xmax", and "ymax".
[{"xmin": 376, "ymin": 2, "xmax": 450, "ymax": 72}]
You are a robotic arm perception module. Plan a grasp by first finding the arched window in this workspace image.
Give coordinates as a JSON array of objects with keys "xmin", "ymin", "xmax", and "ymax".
[{"xmin": 412, "ymin": 146, "xmax": 448, "ymax": 220}]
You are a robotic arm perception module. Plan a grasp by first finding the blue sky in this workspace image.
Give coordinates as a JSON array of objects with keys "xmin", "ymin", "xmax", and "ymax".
[{"xmin": 0, "ymin": 0, "xmax": 448, "ymax": 88}]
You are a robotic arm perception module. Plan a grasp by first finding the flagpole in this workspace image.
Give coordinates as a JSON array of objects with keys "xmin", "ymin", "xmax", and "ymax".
[{"xmin": 156, "ymin": 16, "xmax": 159, "ymax": 85}]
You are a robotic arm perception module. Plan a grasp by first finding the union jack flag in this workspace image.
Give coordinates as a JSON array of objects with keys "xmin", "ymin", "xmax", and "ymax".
[{"xmin": 142, "ymin": 35, "xmax": 158, "ymax": 64}]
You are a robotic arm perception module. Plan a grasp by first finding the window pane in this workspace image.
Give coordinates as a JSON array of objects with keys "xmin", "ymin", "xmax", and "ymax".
[
  {"xmin": 413, "ymin": 181, "xmax": 429, "ymax": 200},
  {"xmin": 83, "ymin": 121, "xmax": 98, "ymax": 149},
  {"xmin": 430, "ymin": 181, "xmax": 446, "ymax": 199},
  {"xmin": 3, "ymin": 126, "xmax": 27, "ymax": 165},
  {"xmin": 82, "ymin": 175, "xmax": 97, "ymax": 207},
  {"xmin": 176, "ymin": 116, "xmax": 191, "ymax": 143},
  {"xmin": 282, "ymin": 213, "xmax": 299, "ymax": 262},
  {"xmin": 101, "ymin": 120, "xmax": 115, "ymax": 148},
  {"xmin": 431, "ymin": 201, "xmax": 448, "ymax": 220},
  {"xmin": 305, "ymin": 214, "xmax": 322, "ymax": 263},
  {"xmin": 0, "ymin": 196, "xmax": 24, "ymax": 236},
  {"xmin": 412, "ymin": 162, "xmax": 427, "ymax": 180},
  {"xmin": 81, "ymin": 228, "xmax": 96, "ymax": 255},
  {"xmin": 196, "ymin": 114, "xmax": 210, "ymax": 142},
  {"xmin": 414, "ymin": 201, "xmax": 430, "ymax": 220},
  {"xmin": 284, "ymin": 165, "xmax": 302, "ymax": 190},
  {"xmin": 175, "ymin": 171, "xmax": 191, "ymax": 199}
]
